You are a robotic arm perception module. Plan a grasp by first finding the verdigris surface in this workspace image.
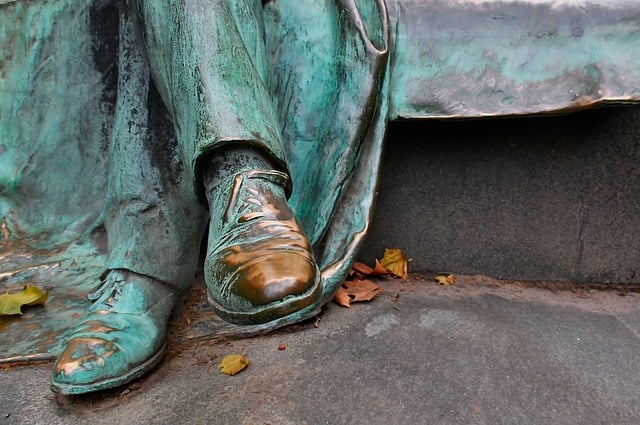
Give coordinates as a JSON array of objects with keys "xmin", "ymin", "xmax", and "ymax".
[
  {"xmin": 0, "ymin": 0, "xmax": 390, "ymax": 374},
  {"xmin": 1, "ymin": 0, "xmax": 640, "ymax": 391}
]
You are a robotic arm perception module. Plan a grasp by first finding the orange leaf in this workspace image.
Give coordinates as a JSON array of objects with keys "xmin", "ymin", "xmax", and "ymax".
[
  {"xmin": 372, "ymin": 259, "xmax": 390, "ymax": 276},
  {"xmin": 346, "ymin": 279, "xmax": 380, "ymax": 301},
  {"xmin": 333, "ymin": 287, "xmax": 352, "ymax": 308},
  {"xmin": 379, "ymin": 249, "xmax": 408, "ymax": 279},
  {"xmin": 334, "ymin": 280, "xmax": 382, "ymax": 307},
  {"xmin": 352, "ymin": 261, "xmax": 375, "ymax": 275},
  {"xmin": 350, "ymin": 261, "xmax": 388, "ymax": 279}
]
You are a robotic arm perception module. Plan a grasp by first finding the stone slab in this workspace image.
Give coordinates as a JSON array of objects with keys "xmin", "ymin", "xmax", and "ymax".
[{"xmin": 1, "ymin": 276, "xmax": 639, "ymax": 425}]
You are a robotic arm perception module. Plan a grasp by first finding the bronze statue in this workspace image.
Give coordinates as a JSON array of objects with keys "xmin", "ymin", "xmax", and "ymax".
[
  {"xmin": 1, "ymin": 0, "xmax": 639, "ymax": 395},
  {"xmin": 2, "ymin": 0, "xmax": 390, "ymax": 394}
]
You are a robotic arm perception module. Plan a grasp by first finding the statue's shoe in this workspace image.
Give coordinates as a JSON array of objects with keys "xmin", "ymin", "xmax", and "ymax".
[
  {"xmin": 51, "ymin": 271, "xmax": 176, "ymax": 395},
  {"xmin": 204, "ymin": 170, "xmax": 322, "ymax": 325}
]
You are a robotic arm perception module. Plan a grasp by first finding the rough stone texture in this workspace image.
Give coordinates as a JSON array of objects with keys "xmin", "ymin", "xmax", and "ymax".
[
  {"xmin": 361, "ymin": 105, "xmax": 640, "ymax": 284},
  {"xmin": 1, "ymin": 277, "xmax": 639, "ymax": 424}
]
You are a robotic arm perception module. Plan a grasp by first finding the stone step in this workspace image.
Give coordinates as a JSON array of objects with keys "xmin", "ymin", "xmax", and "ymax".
[{"xmin": 360, "ymin": 104, "xmax": 640, "ymax": 284}]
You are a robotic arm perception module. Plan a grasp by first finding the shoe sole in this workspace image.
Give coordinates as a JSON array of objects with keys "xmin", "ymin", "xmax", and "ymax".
[
  {"xmin": 207, "ymin": 266, "xmax": 323, "ymax": 327},
  {"xmin": 50, "ymin": 343, "xmax": 167, "ymax": 395}
]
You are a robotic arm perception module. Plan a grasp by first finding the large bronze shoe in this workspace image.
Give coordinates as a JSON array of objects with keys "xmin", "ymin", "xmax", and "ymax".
[
  {"xmin": 51, "ymin": 270, "xmax": 176, "ymax": 395},
  {"xmin": 204, "ymin": 170, "xmax": 322, "ymax": 325}
]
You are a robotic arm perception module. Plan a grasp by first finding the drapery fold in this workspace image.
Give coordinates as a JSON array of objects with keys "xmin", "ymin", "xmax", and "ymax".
[
  {"xmin": 0, "ymin": 0, "xmax": 390, "ymax": 359},
  {"xmin": 4, "ymin": 0, "xmax": 640, "ymax": 360}
]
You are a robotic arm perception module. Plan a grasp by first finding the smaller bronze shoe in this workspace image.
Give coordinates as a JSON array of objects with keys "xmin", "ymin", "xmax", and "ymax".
[
  {"xmin": 51, "ymin": 270, "xmax": 176, "ymax": 395},
  {"xmin": 204, "ymin": 170, "xmax": 322, "ymax": 325}
]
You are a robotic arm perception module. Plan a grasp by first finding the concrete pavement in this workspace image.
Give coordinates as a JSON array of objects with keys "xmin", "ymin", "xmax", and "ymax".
[{"xmin": 2, "ymin": 275, "xmax": 639, "ymax": 425}]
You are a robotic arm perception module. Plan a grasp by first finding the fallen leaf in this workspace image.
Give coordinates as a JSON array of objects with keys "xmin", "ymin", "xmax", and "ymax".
[
  {"xmin": 0, "ymin": 286, "xmax": 49, "ymax": 316},
  {"xmin": 346, "ymin": 279, "xmax": 381, "ymax": 302},
  {"xmin": 219, "ymin": 354, "xmax": 249, "ymax": 376},
  {"xmin": 352, "ymin": 261, "xmax": 375, "ymax": 275},
  {"xmin": 351, "ymin": 261, "xmax": 389, "ymax": 280},
  {"xmin": 333, "ymin": 287, "xmax": 352, "ymax": 308},
  {"xmin": 379, "ymin": 248, "xmax": 408, "ymax": 279},
  {"xmin": 372, "ymin": 259, "xmax": 390, "ymax": 276},
  {"xmin": 334, "ymin": 279, "xmax": 381, "ymax": 307},
  {"xmin": 435, "ymin": 274, "xmax": 456, "ymax": 285}
]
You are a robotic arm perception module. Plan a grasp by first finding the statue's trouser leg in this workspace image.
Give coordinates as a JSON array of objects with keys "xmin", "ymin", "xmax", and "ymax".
[
  {"xmin": 104, "ymin": 30, "xmax": 207, "ymax": 292},
  {"xmin": 51, "ymin": 0, "xmax": 319, "ymax": 394},
  {"xmin": 134, "ymin": 0, "xmax": 321, "ymax": 325},
  {"xmin": 134, "ymin": 0, "xmax": 288, "ymax": 178},
  {"xmin": 106, "ymin": 0, "xmax": 286, "ymax": 293},
  {"xmin": 51, "ymin": 6, "xmax": 207, "ymax": 395}
]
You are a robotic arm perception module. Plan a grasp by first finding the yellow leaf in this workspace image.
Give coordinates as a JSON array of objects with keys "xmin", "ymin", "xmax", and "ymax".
[
  {"xmin": 219, "ymin": 354, "xmax": 249, "ymax": 376},
  {"xmin": 0, "ymin": 285, "xmax": 49, "ymax": 316},
  {"xmin": 0, "ymin": 294, "xmax": 22, "ymax": 315},
  {"xmin": 435, "ymin": 274, "xmax": 456, "ymax": 286},
  {"xmin": 379, "ymin": 248, "xmax": 408, "ymax": 279}
]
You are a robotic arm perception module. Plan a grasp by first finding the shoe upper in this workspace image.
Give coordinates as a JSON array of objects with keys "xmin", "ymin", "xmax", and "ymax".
[{"xmin": 205, "ymin": 170, "xmax": 320, "ymax": 322}]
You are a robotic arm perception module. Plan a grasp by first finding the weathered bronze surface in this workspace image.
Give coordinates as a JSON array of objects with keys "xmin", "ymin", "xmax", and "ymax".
[
  {"xmin": 204, "ymin": 170, "xmax": 321, "ymax": 324},
  {"xmin": 51, "ymin": 271, "xmax": 175, "ymax": 394},
  {"xmin": 390, "ymin": 0, "xmax": 640, "ymax": 118},
  {"xmin": 1, "ymin": 0, "xmax": 390, "ymax": 393},
  {"xmin": 1, "ymin": 0, "xmax": 640, "ymax": 394}
]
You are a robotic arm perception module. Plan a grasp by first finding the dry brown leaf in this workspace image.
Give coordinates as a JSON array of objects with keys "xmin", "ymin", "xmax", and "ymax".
[
  {"xmin": 333, "ymin": 287, "xmax": 352, "ymax": 308},
  {"xmin": 372, "ymin": 259, "xmax": 390, "ymax": 276},
  {"xmin": 379, "ymin": 248, "xmax": 408, "ymax": 279},
  {"xmin": 219, "ymin": 354, "xmax": 249, "ymax": 375},
  {"xmin": 351, "ymin": 261, "xmax": 388, "ymax": 279},
  {"xmin": 334, "ymin": 279, "xmax": 381, "ymax": 308},
  {"xmin": 352, "ymin": 261, "xmax": 375, "ymax": 275},
  {"xmin": 346, "ymin": 279, "xmax": 381, "ymax": 302},
  {"xmin": 435, "ymin": 274, "xmax": 456, "ymax": 286}
]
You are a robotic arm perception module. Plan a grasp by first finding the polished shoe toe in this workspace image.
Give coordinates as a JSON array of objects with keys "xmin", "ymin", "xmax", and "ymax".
[{"xmin": 205, "ymin": 170, "xmax": 322, "ymax": 325}]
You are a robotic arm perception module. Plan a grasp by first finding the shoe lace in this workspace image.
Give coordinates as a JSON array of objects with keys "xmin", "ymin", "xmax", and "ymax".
[{"xmin": 87, "ymin": 271, "xmax": 126, "ymax": 308}]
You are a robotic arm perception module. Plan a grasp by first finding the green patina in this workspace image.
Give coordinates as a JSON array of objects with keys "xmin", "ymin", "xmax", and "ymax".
[
  {"xmin": 0, "ymin": 0, "xmax": 390, "ymax": 366},
  {"xmin": 2, "ymin": 0, "xmax": 640, "ymax": 378}
]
